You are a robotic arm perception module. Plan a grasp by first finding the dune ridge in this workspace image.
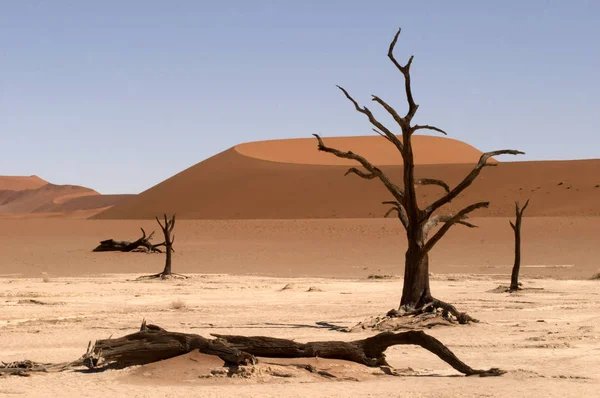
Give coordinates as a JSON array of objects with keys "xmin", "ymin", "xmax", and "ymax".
[
  {"xmin": 93, "ymin": 135, "xmax": 600, "ymax": 220},
  {"xmin": 234, "ymin": 135, "xmax": 488, "ymax": 165},
  {"xmin": 0, "ymin": 175, "xmax": 48, "ymax": 191}
]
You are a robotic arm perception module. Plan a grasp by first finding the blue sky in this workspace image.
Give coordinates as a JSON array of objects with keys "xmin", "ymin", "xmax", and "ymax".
[{"xmin": 1, "ymin": 1, "xmax": 598, "ymax": 194}]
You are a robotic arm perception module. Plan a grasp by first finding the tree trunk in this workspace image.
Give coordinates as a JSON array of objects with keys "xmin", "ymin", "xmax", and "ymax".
[
  {"xmin": 163, "ymin": 246, "xmax": 172, "ymax": 275},
  {"xmin": 400, "ymin": 239, "xmax": 430, "ymax": 308},
  {"xmin": 509, "ymin": 224, "xmax": 521, "ymax": 291},
  {"xmin": 509, "ymin": 200, "xmax": 529, "ymax": 292}
]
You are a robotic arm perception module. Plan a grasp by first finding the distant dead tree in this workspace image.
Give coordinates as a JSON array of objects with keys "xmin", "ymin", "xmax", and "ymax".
[
  {"xmin": 92, "ymin": 228, "xmax": 166, "ymax": 253},
  {"xmin": 314, "ymin": 28, "xmax": 524, "ymax": 323},
  {"xmin": 138, "ymin": 214, "xmax": 188, "ymax": 280},
  {"xmin": 509, "ymin": 200, "xmax": 529, "ymax": 292}
]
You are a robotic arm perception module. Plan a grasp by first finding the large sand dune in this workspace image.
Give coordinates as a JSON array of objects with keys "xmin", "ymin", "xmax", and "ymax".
[{"xmin": 94, "ymin": 136, "xmax": 600, "ymax": 220}]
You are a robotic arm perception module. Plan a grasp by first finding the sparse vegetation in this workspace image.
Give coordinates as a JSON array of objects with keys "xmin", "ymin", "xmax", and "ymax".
[
  {"xmin": 170, "ymin": 298, "xmax": 187, "ymax": 310},
  {"xmin": 368, "ymin": 274, "xmax": 395, "ymax": 280},
  {"xmin": 306, "ymin": 286, "xmax": 323, "ymax": 292}
]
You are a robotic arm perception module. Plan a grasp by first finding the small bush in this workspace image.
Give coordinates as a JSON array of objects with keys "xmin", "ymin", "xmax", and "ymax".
[{"xmin": 170, "ymin": 298, "xmax": 187, "ymax": 310}]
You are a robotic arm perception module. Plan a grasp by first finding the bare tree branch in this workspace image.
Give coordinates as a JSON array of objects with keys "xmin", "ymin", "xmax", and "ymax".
[
  {"xmin": 382, "ymin": 201, "xmax": 409, "ymax": 229},
  {"xmin": 423, "ymin": 214, "xmax": 477, "ymax": 239},
  {"xmin": 412, "ymin": 125, "xmax": 448, "ymax": 136},
  {"xmin": 336, "ymin": 86, "xmax": 404, "ymax": 154},
  {"xmin": 387, "ymin": 28, "xmax": 418, "ymax": 122},
  {"xmin": 423, "ymin": 202, "xmax": 489, "ymax": 253},
  {"xmin": 314, "ymin": 134, "xmax": 404, "ymax": 202},
  {"xmin": 372, "ymin": 128, "xmax": 391, "ymax": 142},
  {"xmin": 423, "ymin": 150, "xmax": 524, "ymax": 218},
  {"xmin": 345, "ymin": 167, "xmax": 377, "ymax": 179},
  {"xmin": 371, "ymin": 95, "xmax": 408, "ymax": 132},
  {"xmin": 415, "ymin": 178, "xmax": 450, "ymax": 193}
]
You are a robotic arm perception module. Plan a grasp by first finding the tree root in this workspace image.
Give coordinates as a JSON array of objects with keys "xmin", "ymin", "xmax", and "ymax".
[
  {"xmin": 425, "ymin": 297, "xmax": 479, "ymax": 324},
  {"xmin": 389, "ymin": 297, "xmax": 479, "ymax": 325},
  {"xmin": 136, "ymin": 272, "xmax": 189, "ymax": 281},
  {"xmin": 382, "ymin": 297, "xmax": 478, "ymax": 326}
]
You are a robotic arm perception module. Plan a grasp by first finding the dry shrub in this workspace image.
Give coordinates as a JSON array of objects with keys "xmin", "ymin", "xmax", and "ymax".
[{"xmin": 170, "ymin": 298, "xmax": 187, "ymax": 310}]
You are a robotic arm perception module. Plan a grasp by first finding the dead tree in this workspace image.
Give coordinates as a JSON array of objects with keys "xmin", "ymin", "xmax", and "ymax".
[
  {"xmin": 92, "ymin": 228, "xmax": 166, "ymax": 253},
  {"xmin": 137, "ymin": 214, "xmax": 187, "ymax": 280},
  {"xmin": 314, "ymin": 28, "xmax": 524, "ymax": 323},
  {"xmin": 509, "ymin": 200, "xmax": 529, "ymax": 292},
  {"xmin": 58, "ymin": 320, "xmax": 501, "ymax": 377}
]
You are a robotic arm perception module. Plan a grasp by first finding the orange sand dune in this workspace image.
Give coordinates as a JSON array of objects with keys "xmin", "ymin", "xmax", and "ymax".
[
  {"xmin": 0, "ymin": 174, "xmax": 133, "ymax": 216},
  {"xmin": 94, "ymin": 136, "xmax": 600, "ymax": 220},
  {"xmin": 0, "ymin": 183, "xmax": 99, "ymax": 213},
  {"xmin": 0, "ymin": 175, "xmax": 47, "ymax": 191},
  {"xmin": 235, "ymin": 135, "xmax": 488, "ymax": 165},
  {"xmin": 34, "ymin": 193, "xmax": 133, "ymax": 213}
]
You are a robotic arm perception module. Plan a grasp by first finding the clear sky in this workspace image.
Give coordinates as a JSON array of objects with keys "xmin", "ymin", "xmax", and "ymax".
[{"xmin": 1, "ymin": 1, "xmax": 598, "ymax": 194}]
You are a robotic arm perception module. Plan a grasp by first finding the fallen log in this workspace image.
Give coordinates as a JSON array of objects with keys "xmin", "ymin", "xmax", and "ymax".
[
  {"xmin": 78, "ymin": 320, "xmax": 502, "ymax": 377},
  {"xmin": 2, "ymin": 320, "xmax": 504, "ymax": 377},
  {"xmin": 92, "ymin": 228, "xmax": 166, "ymax": 253},
  {"xmin": 82, "ymin": 321, "xmax": 255, "ymax": 368}
]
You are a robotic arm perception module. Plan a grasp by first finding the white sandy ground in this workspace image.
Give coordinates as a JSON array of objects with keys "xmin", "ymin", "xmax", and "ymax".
[{"xmin": 1, "ymin": 274, "xmax": 599, "ymax": 397}]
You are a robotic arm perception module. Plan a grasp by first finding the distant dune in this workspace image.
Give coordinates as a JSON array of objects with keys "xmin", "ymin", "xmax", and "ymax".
[
  {"xmin": 34, "ymin": 193, "xmax": 134, "ymax": 213},
  {"xmin": 0, "ymin": 184, "xmax": 98, "ymax": 213},
  {"xmin": 93, "ymin": 136, "xmax": 600, "ymax": 220},
  {"xmin": 0, "ymin": 177, "xmax": 133, "ymax": 217},
  {"xmin": 0, "ymin": 175, "xmax": 47, "ymax": 191}
]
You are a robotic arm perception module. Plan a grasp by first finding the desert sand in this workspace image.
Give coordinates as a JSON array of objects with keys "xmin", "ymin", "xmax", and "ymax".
[
  {"xmin": 1, "ymin": 217, "xmax": 599, "ymax": 280},
  {"xmin": 1, "ymin": 135, "xmax": 599, "ymax": 397},
  {"xmin": 1, "ymin": 274, "xmax": 598, "ymax": 397}
]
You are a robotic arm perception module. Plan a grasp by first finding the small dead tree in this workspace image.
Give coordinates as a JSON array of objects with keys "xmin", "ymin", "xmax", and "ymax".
[
  {"xmin": 314, "ymin": 28, "xmax": 524, "ymax": 323},
  {"xmin": 509, "ymin": 199, "xmax": 529, "ymax": 292},
  {"xmin": 92, "ymin": 228, "xmax": 166, "ymax": 253},
  {"xmin": 137, "ymin": 214, "xmax": 188, "ymax": 280}
]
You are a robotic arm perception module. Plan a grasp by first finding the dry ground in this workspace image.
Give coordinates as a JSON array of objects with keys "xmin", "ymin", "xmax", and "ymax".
[
  {"xmin": 1, "ymin": 274, "xmax": 599, "ymax": 397},
  {"xmin": 1, "ymin": 217, "xmax": 599, "ymax": 396},
  {"xmin": 1, "ymin": 217, "xmax": 599, "ymax": 279}
]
